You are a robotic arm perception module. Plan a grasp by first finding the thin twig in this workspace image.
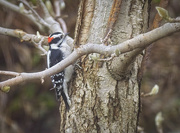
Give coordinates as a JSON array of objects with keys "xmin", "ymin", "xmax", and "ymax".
[
  {"xmin": 57, "ymin": 17, "xmax": 67, "ymax": 33},
  {"xmin": 0, "ymin": 113, "xmax": 24, "ymax": 133},
  {"xmin": 38, "ymin": 0, "xmax": 51, "ymax": 18},
  {"xmin": 19, "ymin": 0, "xmax": 50, "ymax": 28},
  {"xmin": 0, "ymin": 27, "xmax": 48, "ymax": 54},
  {"xmin": 31, "ymin": 36, "xmax": 47, "ymax": 55},
  {"xmin": 0, "ymin": 0, "xmax": 64, "ymax": 33},
  {"xmin": 37, "ymin": 0, "xmax": 64, "ymax": 33},
  {"xmin": 0, "ymin": 71, "xmax": 20, "ymax": 77},
  {"xmin": 54, "ymin": 0, "xmax": 67, "ymax": 32},
  {"xmin": 54, "ymin": 0, "xmax": 61, "ymax": 17},
  {"xmin": 0, "ymin": 0, "xmax": 43, "ymax": 29}
]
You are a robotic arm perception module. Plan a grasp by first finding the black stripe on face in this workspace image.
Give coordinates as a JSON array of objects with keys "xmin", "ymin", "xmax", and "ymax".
[{"xmin": 49, "ymin": 37, "xmax": 61, "ymax": 45}]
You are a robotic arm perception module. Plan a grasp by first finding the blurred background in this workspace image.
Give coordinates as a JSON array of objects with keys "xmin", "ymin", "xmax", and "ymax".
[{"xmin": 0, "ymin": 0, "xmax": 180, "ymax": 133}]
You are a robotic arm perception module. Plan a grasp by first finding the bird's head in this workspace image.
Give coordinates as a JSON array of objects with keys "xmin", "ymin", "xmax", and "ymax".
[{"xmin": 48, "ymin": 32, "xmax": 68, "ymax": 47}]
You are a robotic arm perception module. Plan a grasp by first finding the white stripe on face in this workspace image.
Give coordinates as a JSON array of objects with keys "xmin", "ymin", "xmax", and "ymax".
[{"xmin": 47, "ymin": 50, "xmax": 51, "ymax": 68}]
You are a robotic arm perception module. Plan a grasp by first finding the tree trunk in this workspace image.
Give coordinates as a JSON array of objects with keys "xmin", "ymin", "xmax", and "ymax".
[{"xmin": 60, "ymin": 0, "xmax": 149, "ymax": 132}]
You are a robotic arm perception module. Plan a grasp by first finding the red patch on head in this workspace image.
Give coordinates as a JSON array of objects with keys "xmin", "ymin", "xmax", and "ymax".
[{"xmin": 48, "ymin": 37, "xmax": 54, "ymax": 43}]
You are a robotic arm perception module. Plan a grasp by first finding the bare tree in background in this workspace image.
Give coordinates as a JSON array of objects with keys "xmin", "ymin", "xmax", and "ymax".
[{"xmin": 0, "ymin": 0, "xmax": 180, "ymax": 132}]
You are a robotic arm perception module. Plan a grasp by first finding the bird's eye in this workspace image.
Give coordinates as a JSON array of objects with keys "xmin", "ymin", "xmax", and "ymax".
[{"xmin": 59, "ymin": 35, "xmax": 63, "ymax": 40}]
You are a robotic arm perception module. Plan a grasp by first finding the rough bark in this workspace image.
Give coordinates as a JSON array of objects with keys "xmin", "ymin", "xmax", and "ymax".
[{"xmin": 60, "ymin": 0, "xmax": 149, "ymax": 132}]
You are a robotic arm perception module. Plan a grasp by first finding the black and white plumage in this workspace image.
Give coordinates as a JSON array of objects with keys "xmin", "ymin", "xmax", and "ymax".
[{"xmin": 47, "ymin": 32, "xmax": 74, "ymax": 110}]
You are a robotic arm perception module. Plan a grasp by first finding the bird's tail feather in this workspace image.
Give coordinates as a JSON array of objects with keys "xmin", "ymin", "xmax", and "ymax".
[
  {"xmin": 61, "ymin": 91, "xmax": 70, "ymax": 110},
  {"xmin": 55, "ymin": 86, "xmax": 71, "ymax": 110}
]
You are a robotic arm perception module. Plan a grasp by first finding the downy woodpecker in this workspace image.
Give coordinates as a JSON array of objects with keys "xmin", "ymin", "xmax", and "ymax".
[{"xmin": 47, "ymin": 32, "xmax": 73, "ymax": 110}]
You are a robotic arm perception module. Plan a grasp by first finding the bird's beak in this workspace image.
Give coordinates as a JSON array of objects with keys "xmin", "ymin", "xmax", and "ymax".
[{"xmin": 64, "ymin": 32, "xmax": 69, "ymax": 38}]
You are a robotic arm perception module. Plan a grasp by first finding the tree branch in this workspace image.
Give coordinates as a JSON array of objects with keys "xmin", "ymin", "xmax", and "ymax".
[
  {"xmin": 0, "ymin": 71, "xmax": 19, "ymax": 77},
  {"xmin": 0, "ymin": 0, "xmax": 43, "ymax": 30},
  {"xmin": 0, "ymin": 27, "xmax": 48, "ymax": 54},
  {"xmin": 38, "ymin": 0, "xmax": 51, "ymax": 18},
  {"xmin": 19, "ymin": 0, "xmax": 50, "ymax": 29},
  {"xmin": 54, "ymin": 0, "xmax": 67, "ymax": 33},
  {"xmin": 0, "ymin": 0, "xmax": 73, "ymax": 48},
  {"xmin": 0, "ymin": 0, "xmax": 60, "ymax": 34},
  {"xmin": 0, "ymin": 22, "xmax": 180, "ymax": 89}
]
